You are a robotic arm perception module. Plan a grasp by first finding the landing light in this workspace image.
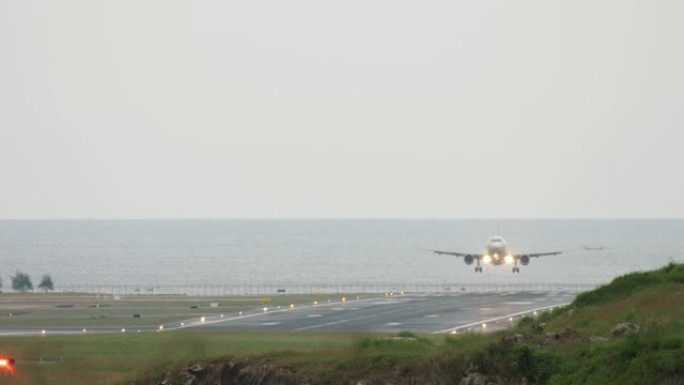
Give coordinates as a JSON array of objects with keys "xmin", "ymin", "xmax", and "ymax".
[
  {"xmin": 483, "ymin": 255, "xmax": 492, "ymax": 264},
  {"xmin": 504, "ymin": 255, "xmax": 513, "ymax": 264}
]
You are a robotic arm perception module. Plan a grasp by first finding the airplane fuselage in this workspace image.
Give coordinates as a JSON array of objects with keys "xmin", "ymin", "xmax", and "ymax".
[{"xmin": 483, "ymin": 236, "xmax": 512, "ymax": 266}]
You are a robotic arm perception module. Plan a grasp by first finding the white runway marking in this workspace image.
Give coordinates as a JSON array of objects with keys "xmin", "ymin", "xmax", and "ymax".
[
  {"xmin": 385, "ymin": 322, "xmax": 402, "ymax": 326},
  {"xmin": 295, "ymin": 319, "xmax": 350, "ymax": 331},
  {"xmin": 425, "ymin": 314, "xmax": 440, "ymax": 318},
  {"xmin": 504, "ymin": 301, "xmax": 533, "ymax": 305},
  {"xmin": 307, "ymin": 314, "xmax": 322, "ymax": 318},
  {"xmin": 261, "ymin": 322, "xmax": 280, "ymax": 326}
]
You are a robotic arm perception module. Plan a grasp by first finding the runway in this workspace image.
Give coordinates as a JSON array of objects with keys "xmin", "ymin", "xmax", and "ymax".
[
  {"xmin": 0, "ymin": 292, "xmax": 575, "ymax": 336},
  {"xmin": 176, "ymin": 291, "xmax": 575, "ymax": 334}
]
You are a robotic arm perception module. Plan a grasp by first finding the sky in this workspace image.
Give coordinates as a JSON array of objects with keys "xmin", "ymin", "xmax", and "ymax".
[{"xmin": 1, "ymin": 1, "xmax": 683, "ymax": 219}]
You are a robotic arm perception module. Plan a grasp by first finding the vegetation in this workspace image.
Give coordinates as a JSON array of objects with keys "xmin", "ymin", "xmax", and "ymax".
[
  {"xmin": 1, "ymin": 264, "xmax": 682, "ymax": 385},
  {"xmin": 37, "ymin": 274, "xmax": 54, "ymax": 292},
  {"xmin": 11, "ymin": 270, "xmax": 33, "ymax": 292}
]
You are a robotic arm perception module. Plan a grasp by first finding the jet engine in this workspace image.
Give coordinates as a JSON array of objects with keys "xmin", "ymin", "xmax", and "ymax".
[
  {"xmin": 464, "ymin": 255, "xmax": 474, "ymax": 265},
  {"xmin": 520, "ymin": 255, "xmax": 530, "ymax": 266}
]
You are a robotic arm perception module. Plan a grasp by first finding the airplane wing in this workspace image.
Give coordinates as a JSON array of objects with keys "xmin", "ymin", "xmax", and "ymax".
[
  {"xmin": 514, "ymin": 251, "xmax": 562, "ymax": 258},
  {"xmin": 431, "ymin": 250, "xmax": 482, "ymax": 258}
]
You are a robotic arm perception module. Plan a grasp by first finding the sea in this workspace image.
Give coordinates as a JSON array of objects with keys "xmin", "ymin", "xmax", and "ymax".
[{"xmin": 0, "ymin": 220, "xmax": 682, "ymax": 294}]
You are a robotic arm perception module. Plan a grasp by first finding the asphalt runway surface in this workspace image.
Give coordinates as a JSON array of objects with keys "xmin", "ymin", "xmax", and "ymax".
[
  {"xmin": 177, "ymin": 291, "xmax": 576, "ymax": 334},
  {"xmin": 0, "ymin": 292, "xmax": 576, "ymax": 336}
]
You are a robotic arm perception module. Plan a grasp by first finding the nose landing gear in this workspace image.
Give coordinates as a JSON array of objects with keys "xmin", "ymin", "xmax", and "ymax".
[
  {"xmin": 475, "ymin": 266, "xmax": 483, "ymax": 273},
  {"xmin": 512, "ymin": 267, "xmax": 520, "ymax": 273}
]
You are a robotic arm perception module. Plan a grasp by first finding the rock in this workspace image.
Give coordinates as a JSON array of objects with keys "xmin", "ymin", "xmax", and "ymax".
[
  {"xmin": 458, "ymin": 372, "xmax": 489, "ymax": 385},
  {"xmin": 543, "ymin": 327, "xmax": 582, "ymax": 346},
  {"xmin": 611, "ymin": 323, "xmax": 640, "ymax": 337},
  {"xmin": 185, "ymin": 364, "xmax": 206, "ymax": 375},
  {"xmin": 532, "ymin": 322, "xmax": 546, "ymax": 332},
  {"xmin": 501, "ymin": 333, "xmax": 525, "ymax": 346},
  {"xmin": 588, "ymin": 336, "xmax": 609, "ymax": 343}
]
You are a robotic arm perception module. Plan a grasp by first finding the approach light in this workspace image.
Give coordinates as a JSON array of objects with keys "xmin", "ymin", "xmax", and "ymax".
[
  {"xmin": 504, "ymin": 255, "xmax": 514, "ymax": 264},
  {"xmin": 483, "ymin": 255, "xmax": 492, "ymax": 264},
  {"xmin": 121, "ymin": 328, "xmax": 126, "ymax": 333},
  {"xmin": 263, "ymin": 307, "xmax": 268, "ymax": 312},
  {"xmin": 290, "ymin": 304, "xmax": 295, "ymax": 309},
  {"xmin": 450, "ymin": 330, "xmax": 458, "ymax": 335},
  {"xmin": 158, "ymin": 325, "xmax": 164, "ymax": 331},
  {"xmin": 41, "ymin": 329, "xmax": 46, "ymax": 335},
  {"xmin": 342, "ymin": 297, "xmax": 347, "ymax": 302},
  {"xmin": 482, "ymin": 323, "xmax": 487, "ymax": 329},
  {"xmin": 200, "ymin": 316, "xmax": 206, "ymax": 323},
  {"xmin": 0, "ymin": 357, "xmax": 16, "ymax": 374},
  {"xmin": 82, "ymin": 329, "xmax": 87, "ymax": 333}
]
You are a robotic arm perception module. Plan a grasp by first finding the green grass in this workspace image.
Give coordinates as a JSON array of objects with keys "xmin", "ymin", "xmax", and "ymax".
[
  {"xmin": 2, "ymin": 264, "xmax": 684, "ymax": 385},
  {"xmin": 0, "ymin": 292, "xmax": 365, "ymax": 328},
  {"xmin": 1, "ymin": 331, "xmax": 356, "ymax": 385}
]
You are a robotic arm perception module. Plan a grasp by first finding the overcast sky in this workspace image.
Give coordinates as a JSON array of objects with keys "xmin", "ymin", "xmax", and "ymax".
[{"xmin": 1, "ymin": 1, "xmax": 682, "ymax": 219}]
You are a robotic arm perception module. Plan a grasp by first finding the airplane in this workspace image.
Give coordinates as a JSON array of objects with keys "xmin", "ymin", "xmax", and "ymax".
[{"xmin": 430, "ymin": 235, "xmax": 561, "ymax": 273}]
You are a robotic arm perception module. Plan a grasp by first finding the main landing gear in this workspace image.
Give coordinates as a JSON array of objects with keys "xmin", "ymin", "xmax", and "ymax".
[
  {"xmin": 512, "ymin": 267, "xmax": 520, "ymax": 273},
  {"xmin": 475, "ymin": 266, "xmax": 483, "ymax": 273}
]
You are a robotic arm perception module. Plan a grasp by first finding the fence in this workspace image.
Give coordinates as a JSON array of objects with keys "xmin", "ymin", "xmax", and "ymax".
[{"xmin": 51, "ymin": 281, "xmax": 602, "ymax": 296}]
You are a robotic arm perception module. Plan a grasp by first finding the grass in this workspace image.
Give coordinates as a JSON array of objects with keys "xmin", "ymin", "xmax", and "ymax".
[
  {"xmin": 0, "ymin": 331, "xmax": 356, "ymax": 385},
  {"xmin": 0, "ymin": 292, "xmax": 364, "ymax": 328},
  {"xmin": 2, "ymin": 264, "xmax": 683, "ymax": 385}
]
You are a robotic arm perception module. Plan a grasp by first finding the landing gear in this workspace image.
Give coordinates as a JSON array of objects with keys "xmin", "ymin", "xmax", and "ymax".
[
  {"xmin": 512, "ymin": 267, "xmax": 520, "ymax": 273},
  {"xmin": 475, "ymin": 266, "xmax": 482, "ymax": 273}
]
